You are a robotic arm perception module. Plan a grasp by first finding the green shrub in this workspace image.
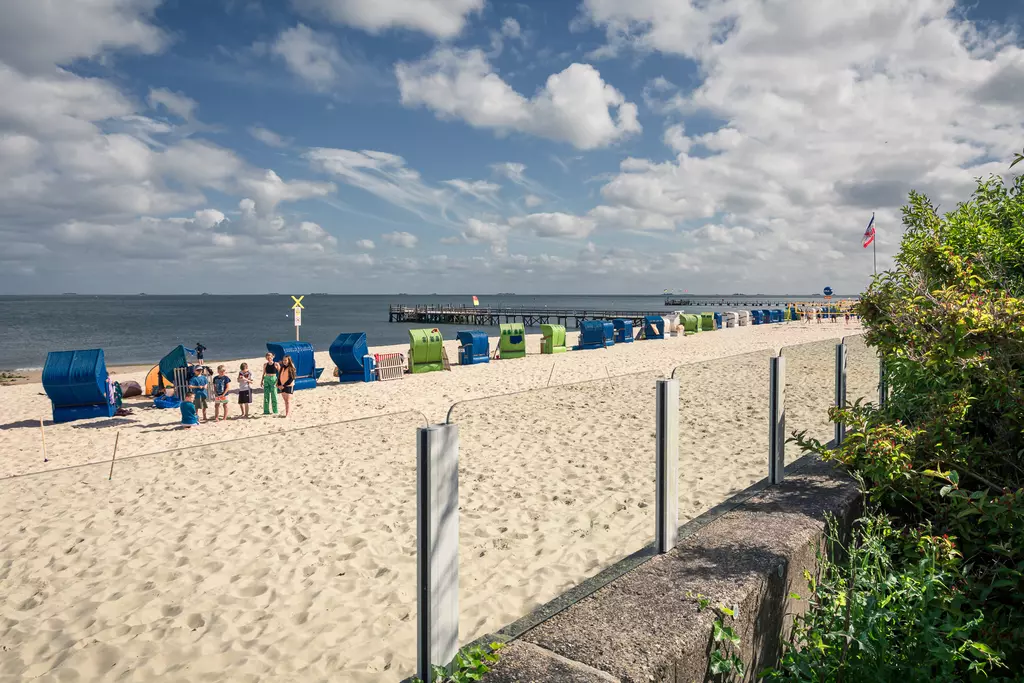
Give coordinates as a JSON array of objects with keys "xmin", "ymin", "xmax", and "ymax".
[
  {"xmin": 773, "ymin": 172, "xmax": 1024, "ymax": 680},
  {"xmin": 764, "ymin": 513, "xmax": 1002, "ymax": 682}
]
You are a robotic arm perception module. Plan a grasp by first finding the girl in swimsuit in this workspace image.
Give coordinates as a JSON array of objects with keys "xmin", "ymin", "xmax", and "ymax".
[{"xmin": 277, "ymin": 356, "xmax": 296, "ymax": 418}]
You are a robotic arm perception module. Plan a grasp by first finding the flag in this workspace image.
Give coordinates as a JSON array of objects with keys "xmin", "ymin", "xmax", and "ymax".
[
  {"xmin": 472, "ymin": 295, "xmax": 479, "ymax": 307},
  {"xmin": 862, "ymin": 213, "xmax": 876, "ymax": 248}
]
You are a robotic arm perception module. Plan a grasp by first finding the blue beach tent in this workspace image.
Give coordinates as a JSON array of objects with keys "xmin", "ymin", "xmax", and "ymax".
[
  {"xmin": 575, "ymin": 320, "xmax": 607, "ymax": 350},
  {"xmin": 159, "ymin": 344, "xmax": 190, "ymax": 382},
  {"xmin": 601, "ymin": 321, "xmax": 615, "ymax": 347},
  {"xmin": 750, "ymin": 310, "xmax": 763, "ymax": 325},
  {"xmin": 267, "ymin": 341, "xmax": 324, "ymax": 390},
  {"xmin": 613, "ymin": 319, "xmax": 634, "ymax": 343},
  {"xmin": 713, "ymin": 312, "xmax": 724, "ymax": 329},
  {"xmin": 329, "ymin": 333, "xmax": 376, "ymax": 382},
  {"xmin": 770, "ymin": 309, "xmax": 783, "ymax": 323},
  {"xmin": 42, "ymin": 349, "xmax": 117, "ymax": 423},
  {"xmin": 643, "ymin": 315, "xmax": 664, "ymax": 340},
  {"xmin": 760, "ymin": 309, "xmax": 772, "ymax": 323},
  {"xmin": 456, "ymin": 330, "xmax": 490, "ymax": 365}
]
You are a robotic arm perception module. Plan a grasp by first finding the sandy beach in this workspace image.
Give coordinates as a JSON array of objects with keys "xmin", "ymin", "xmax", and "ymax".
[{"xmin": 0, "ymin": 321, "xmax": 874, "ymax": 682}]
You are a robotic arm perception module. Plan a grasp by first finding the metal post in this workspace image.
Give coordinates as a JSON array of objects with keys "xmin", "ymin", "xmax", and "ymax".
[
  {"xmin": 834, "ymin": 342, "xmax": 847, "ymax": 445},
  {"xmin": 878, "ymin": 357, "xmax": 887, "ymax": 409},
  {"xmin": 768, "ymin": 355, "xmax": 786, "ymax": 484},
  {"xmin": 417, "ymin": 424, "xmax": 459, "ymax": 681},
  {"xmin": 655, "ymin": 379, "xmax": 679, "ymax": 553}
]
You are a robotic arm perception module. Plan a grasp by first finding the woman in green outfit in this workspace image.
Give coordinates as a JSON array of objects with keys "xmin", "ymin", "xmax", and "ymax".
[{"xmin": 261, "ymin": 352, "xmax": 279, "ymax": 415}]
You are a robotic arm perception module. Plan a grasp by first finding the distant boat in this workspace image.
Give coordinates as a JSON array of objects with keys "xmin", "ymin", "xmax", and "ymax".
[
  {"xmin": 62, "ymin": 292, "xmax": 77, "ymax": 295},
  {"xmin": 139, "ymin": 293, "xmax": 147, "ymax": 296},
  {"xmin": 311, "ymin": 292, "xmax": 328, "ymax": 296},
  {"xmin": 200, "ymin": 292, "xmax": 210, "ymax": 296},
  {"xmin": 497, "ymin": 292, "xmax": 516, "ymax": 295},
  {"xmin": 268, "ymin": 292, "xmax": 280, "ymax": 295}
]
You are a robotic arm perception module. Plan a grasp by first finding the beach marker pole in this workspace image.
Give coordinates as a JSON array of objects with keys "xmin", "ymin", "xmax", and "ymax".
[
  {"xmin": 108, "ymin": 431, "xmax": 120, "ymax": 480},
  {"xmin": 655, "ymin": 379, "xmax": 679, "ymax": 553},
  {"xmin": 768, "ymin": 355, "xmax": 786, "ymax": 485},
  {"xmin": 39, "ymin": 418, "xmax": 48, "ymax": 462},
  {"xmin": 417, "ymin": 423, "xmax": 459, "ymax": 681},
  {"xmin": 834, "ymin": 342, "xmax": 847, "ymax": 445}
]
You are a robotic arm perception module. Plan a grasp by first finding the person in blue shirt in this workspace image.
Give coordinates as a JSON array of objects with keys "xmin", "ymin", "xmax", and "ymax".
[
  {"xmin": 180, "ymin": 392, "xmax": 199, "ymax": 428},
  {"xmin": 213, "ymin": 364, "xmax": 231, "ymax": 421},
  {"xmin": 188, "ymin": 365, "xmax": 209, "ymax": 422}
]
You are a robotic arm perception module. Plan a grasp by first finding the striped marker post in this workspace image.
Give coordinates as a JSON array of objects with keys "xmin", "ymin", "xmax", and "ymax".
[{"xmin": 768, "ymin": 355, "xmax": 786, "ymax": 485}]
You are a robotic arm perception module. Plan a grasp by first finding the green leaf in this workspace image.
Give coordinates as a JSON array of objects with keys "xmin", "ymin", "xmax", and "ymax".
[{"xmin": 709, "ymin": 650, "xmax": 733, "ymax": 674}]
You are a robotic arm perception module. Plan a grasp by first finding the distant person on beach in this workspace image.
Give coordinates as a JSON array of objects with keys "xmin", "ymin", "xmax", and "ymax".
[
  {"xmin": 261, "ymin": 352, "xmax": 279, "ymax": 415},
  {"xmin": 213, "ymin": 365, "xmax": 231, "ymax": 421},
  {"xmin": 189, "ymin": 365, "xmax": 209, "ymax": 421},
  {"xmin": 277, "ymin": 356, "xmax": 296, "ymax": 418},
  {"xmin": 237, "ymin": 363, "xmax": 253, "ymax": 418},
  {"xmin": 180, "ymin": 392, "xmax": 199, "ymax": 429},
  {"xmin": 845, "ymin": 312, "xmax": 851, "ymax": 325},
  {"xmin": 195, "ymin": 342, "xmax": 206, "ymax": 363}
]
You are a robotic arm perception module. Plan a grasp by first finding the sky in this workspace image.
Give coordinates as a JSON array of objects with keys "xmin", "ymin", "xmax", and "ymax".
[{"xmin": 0, "ymin": 0, "xmax": 1022, "ymax": 295}]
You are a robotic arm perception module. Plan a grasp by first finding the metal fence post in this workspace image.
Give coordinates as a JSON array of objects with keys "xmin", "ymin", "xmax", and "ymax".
[
  {"xmin": 878, "ymin": 357, "xmax": 888, "ymax": 409},
  {"xmin": 768, "ymin": 355, "xmax": 786, "ymax": 485},
  {"xmin": 834, "ymin": 342, "xmax": 847, "ymax": 445},
  {"xmin": 655, "ymin": 379, "xmax": 679, "ymax": 553},
  {"xmin": 417, "ymin": 424, "xmax": 459, "ymax": 681}
]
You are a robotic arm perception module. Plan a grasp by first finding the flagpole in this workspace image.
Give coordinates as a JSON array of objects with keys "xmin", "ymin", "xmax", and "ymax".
[{"xmin": 873, "ymin": 236, "xmax": 876, "ymax": 276}]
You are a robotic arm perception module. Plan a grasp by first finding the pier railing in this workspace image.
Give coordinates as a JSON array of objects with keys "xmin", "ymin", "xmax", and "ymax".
[{"xmin": 389, "ymin": 303, "xmax": 669, "ymax": 328}]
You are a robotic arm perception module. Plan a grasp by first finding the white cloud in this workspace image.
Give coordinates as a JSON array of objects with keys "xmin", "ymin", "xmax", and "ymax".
[
  {"xmin": 306, "ymin": 147, "xmax": 451, "ymax": 223},
  {"xmin": 271, "ymin": 23, "xmax": 348, "ymax": 90},
  {"xmin": 442, "ymin": 178, "xmax": 501, "ymax": 203},
  {"xmin": 0, "ymin": 0, "xmax": 166, "ymax": 74},
  {"xmin": 147, "ymin": 87, "xmax": 198, "ymax": 120},
  {"xmin": 292, "ymin": 0, "xmax": 483, "ymax": 38},
  {"xmin": 248, "ymin": 126, "xmax": 290, "ymax": 148},
  {"xmin": 236, "ymin": 169, "xmax": 335, "ymax": 213},
  {"xmin": 356, "ymin": 238, "xmax": 375, "ymax": 250},
  {"xmin": 524, "ymin": 194, "xmax": 542, "ymax": 208},
  {"xmin": 382, "ymin": 230, "xmax": 419, "ymax": 248},
  {"xmin": 564, "ymin": 0, "xmax": 1024, "ymax": 292},
  {"xmin": 395, "ymin": 48, "xmax": 641, "ymax": 150},
  {"xmin": 509, "ymin": 212, "xmax": 596, "ymax": 239}
]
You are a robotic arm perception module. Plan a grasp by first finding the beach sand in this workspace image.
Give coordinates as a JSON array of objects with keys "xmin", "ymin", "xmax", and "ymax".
[{"xmin": 0, "ymin": 320, "xmax": 874, "ymax": 682}]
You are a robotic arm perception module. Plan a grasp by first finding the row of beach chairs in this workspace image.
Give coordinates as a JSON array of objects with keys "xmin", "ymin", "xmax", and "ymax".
[{"xmin": 42, "ymin": 309, "xmax": 797, "ymax": 422}]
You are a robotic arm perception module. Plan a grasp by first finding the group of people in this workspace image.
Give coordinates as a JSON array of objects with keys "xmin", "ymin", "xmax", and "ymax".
[
  {"xmin": 180, "ymin": 351, "xmax": 297, "ymax": 428},
  {"xmin": 801, "ymin": 308, "xmax": 857, "ymax": 324}
]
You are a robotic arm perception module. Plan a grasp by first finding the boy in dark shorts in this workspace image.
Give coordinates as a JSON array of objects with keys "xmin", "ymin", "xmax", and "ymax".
[
  {"xmin": 237, "ymin": 362, "xmax": 253, "ymax": 418},
  {"xmin": 195, "ymin": 341, "xmax": 206, "ymax": 363},
  {"xmin": 188, "ymin": 365, "xmax": 209, "ymax": 422},
  {"xmin": 213, "ymin": 364, "xmax": 231, "ymax": 421}
]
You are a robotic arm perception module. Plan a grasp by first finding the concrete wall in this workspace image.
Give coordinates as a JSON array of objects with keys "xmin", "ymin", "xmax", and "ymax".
[{"xmin": 482, "ymin": 457, "xmax": 860, "ymax": 683}]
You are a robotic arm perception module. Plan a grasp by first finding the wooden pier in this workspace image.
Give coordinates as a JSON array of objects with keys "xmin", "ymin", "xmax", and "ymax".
[{"xmin": 388, "ymin": 304, "xmax": 669, "ymax": 329}]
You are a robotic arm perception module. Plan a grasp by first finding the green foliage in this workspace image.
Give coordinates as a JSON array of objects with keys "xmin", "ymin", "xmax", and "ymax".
[
  {"xmin": 762, "ymin": 515, "xmax": 1002, "ymax": 682},
  {"xmin": 411, "ymin": 643, "xmax": 504, "ymax": 683},
  {"xmin": 1012, "ymin": 150, "xmax": 1023, "ymax": 169},
  {"xmin": 773, "ymin": 172, "xmax": 1024, "ymax": 680}
]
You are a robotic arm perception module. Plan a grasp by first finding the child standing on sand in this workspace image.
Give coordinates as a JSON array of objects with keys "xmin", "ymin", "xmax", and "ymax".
[
  {"xmin": 181, "ymin": 392, "xmax": 199, "ymax": 428},
  {"xmin": 237, "ymin": 363, "xmax": 253, "ymax": 418},
  {"xmin": 261, "ymin": 352, "xmax": 279, "ymax": 415},
  {"xmin": 189, "ymin": 365, "xmax": 209, "ymax": 422},
  {"xmin": 213, "ymin": 365, "xmax": 231, "ymax": 421}
]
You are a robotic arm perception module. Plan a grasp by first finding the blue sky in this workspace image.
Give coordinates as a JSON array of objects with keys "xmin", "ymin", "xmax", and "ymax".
[{"xmin": 0, "ymin": 0, "xmax": 1021, "ymax": 294}]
